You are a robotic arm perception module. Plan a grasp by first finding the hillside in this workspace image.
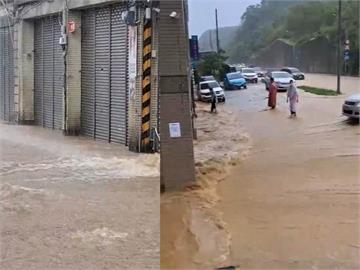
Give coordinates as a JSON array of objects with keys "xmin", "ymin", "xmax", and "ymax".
[
  {"xmin": 198, "ymin": 26, "xmax": 238, "ymax": 52},
  {"xmin": 227, "ymin": 0, "xmax": 359, "ymax": 75}
]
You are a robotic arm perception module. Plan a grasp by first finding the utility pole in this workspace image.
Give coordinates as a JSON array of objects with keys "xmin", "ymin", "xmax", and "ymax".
[
  {"xmin": 158, "ymin": 0, "xmax": 196, "ymax": 191},
  {"xmin": 215, "ymin": 8, "xmax": 220, "ymax": 53},
  {"xmin": 336, "ymin": 0, "xmax": 342, "ymax": 94}
]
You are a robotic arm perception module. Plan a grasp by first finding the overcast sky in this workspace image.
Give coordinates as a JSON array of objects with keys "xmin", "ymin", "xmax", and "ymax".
[{"xmin": 188, "ymin": 0, "xmax": 262, "ymax": 36}]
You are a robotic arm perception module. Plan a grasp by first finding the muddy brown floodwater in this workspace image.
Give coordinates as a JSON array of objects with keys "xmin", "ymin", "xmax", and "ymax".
[
  {"xmin": 0, "ymin": 125, "xmax": 160, "ymax": 270},
  {"xmin": 161, "ymin": 74, "xmax": 360, "ymax": 269}
]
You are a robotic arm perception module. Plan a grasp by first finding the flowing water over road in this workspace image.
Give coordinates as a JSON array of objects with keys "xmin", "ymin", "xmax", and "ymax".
[
  {"xmin": 0, "ymin": 125, "xmax": 160, "ymax": 270},
  {"xmin": 221, "ymin": 78, "xmax": 360, "ymax": 269},
  {"xmin": 161, "ymin": 74, "xmax": 360, "ymax": 269}
]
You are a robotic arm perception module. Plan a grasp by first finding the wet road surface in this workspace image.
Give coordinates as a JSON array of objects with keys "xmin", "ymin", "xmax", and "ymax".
[
  {"xmin": 0, "ymin": 125, "xmax": 159, "ymax": 270},
  {"xmin": 219, "ymin": 77, "xmax": 360, "ymax": 269},
  {"xmin": 161, "ymin": 74, "xmax": 359, "ymax": 269}
]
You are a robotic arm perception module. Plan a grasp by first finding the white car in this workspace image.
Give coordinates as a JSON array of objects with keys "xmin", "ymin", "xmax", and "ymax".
[
  {"xmin": 241, "ymin": 68, "xmax": 258, "ymax": 83},
  {"xmin": 198, "ymin": 80, "xmax": 225, "ymax": 102},
  {"xmin": 343, "ymin": 93, "xmax": 360, "ymax": 119},
  {"xmin": 264, "ymin": 71, "xmax": 293, "ymax": 91}
]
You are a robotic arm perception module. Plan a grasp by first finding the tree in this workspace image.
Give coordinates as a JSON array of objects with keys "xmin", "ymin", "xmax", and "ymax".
[
  {"xmin": 227, "ymin": 0, "xmax": 359, "ymax": 74},
  {"xmin": 197, "ymin": 53, "xmax": 229, "ymax": 81}
]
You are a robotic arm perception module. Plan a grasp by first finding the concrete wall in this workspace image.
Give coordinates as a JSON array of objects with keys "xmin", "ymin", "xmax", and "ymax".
[
  {"xmin": 151, "ymin": 9, "xmax": 159, "ymax": 136},
  {"xmin": 158, "ymin": 0, "xmax": 196, "ymax": 190},
  {"xmin": 252, "ymin": 38, "xmax": 338, "ymax": 74},
  {"xmin": 16, "ymin": 20, "xmax": 34, "ymax": 123},
  {"xmin": 252, "ymin": 40, "xmax": 294, "ymax": 69},
  {"xmin": 65, "ymin": 10, "xmax": 82, "ymax": 134}
]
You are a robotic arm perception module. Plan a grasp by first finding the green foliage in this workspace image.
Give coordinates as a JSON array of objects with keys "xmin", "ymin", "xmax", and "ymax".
[
  {"xmin": 298, "ymin": 86, "xmax": 341, "ymax": 96},
  {"xmin": 228, "ymin": 0, "xmax": 359, "ymax": 74},
  {"xmin": 197, "ymin": 53, "xmax": 229, "ymax": 81},
  {"xmin": 228, "ymin": 0, "xmax": 303, "ymax": 63}
]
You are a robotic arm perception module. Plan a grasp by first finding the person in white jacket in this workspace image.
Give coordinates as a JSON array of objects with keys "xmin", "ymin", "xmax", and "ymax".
[{"xmin": 287, "ymin": 80, "xmax": 299, "ymax": 117}]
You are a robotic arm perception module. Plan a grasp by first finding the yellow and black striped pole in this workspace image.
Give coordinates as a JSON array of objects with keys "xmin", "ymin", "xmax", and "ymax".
[{"xmin": 141, "ymin": 19, "xmax": 152, "ymax": 152}]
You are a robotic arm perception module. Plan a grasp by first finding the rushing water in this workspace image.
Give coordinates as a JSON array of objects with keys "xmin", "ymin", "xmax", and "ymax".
[{"xmin": 161, "ymin": 74, "xmax": 360, "ymax": 269}]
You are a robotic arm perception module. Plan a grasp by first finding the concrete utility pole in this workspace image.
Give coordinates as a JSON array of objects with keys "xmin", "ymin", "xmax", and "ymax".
[
  {"xmin": 215, "ymin": 8, "xmax": 220, "ymax": 53},
  {"xmin": 336, "ymin": 0, "xmax": 342, "ymax": 94},
  {"xmin": 158, "ymin": 0, "xmax": 196, "ymax": 191}
]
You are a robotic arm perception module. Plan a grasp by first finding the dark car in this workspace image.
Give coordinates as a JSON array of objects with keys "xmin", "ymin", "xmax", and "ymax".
[
  {"xmin": 281, "ymin": 67, "xmax": 305, "ymax": 80},
  {"xmin": 253, "ymin": 67, "xmax": 266, "ymax": 78}
]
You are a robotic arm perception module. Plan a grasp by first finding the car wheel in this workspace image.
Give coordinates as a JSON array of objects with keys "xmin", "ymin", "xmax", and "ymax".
[
  {"xmin": 244, "ymin": 85, "xmax": 247, "ymax": 89},
  {"xmin": 255, "ymin": 79, "xmax": 258, "ymax": 83}
]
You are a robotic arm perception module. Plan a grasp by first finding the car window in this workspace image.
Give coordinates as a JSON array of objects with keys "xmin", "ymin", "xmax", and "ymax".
[
  {"xmin": 281, "ymin": 68, "xmax": 290, "ymax": 73},
  {"xmin": 200, "ymin": 81, "xmax": 219, "ymax": 89},
  {"xmin": 272, "ymin": 72, "xmax": 292, "ymax": 78},
  {"xmin": 227, "ymin": 73, "xmax": 244, "ymax": 80},
  {"xmin": 242, "ymin": 68, "xmax": 255, "ymax": 73},
  {"xmin": 289, "ymin": 68, "xmax": 300, "ymax": 72}
]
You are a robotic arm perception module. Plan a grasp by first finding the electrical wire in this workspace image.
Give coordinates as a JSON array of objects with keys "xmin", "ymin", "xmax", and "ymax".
[
  {"xmin": 0, "ymin": 0, "xmax": 15, "ymax": 49},
  {"xmin": 0, "ymin": 0, "xmax": 15, "ymax": 19}
]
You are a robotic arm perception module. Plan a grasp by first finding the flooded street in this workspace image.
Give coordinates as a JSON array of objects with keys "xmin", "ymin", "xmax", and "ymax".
[
  {"xmin": 220, "ymin": 75, "xmax": 360, "ymax": 269},
  {"xmin": 0, "ymin": 125, "xmax": 159, "ymax": 269},
  {"xmin": 161, "ymin": 74, "xmax": 360, "ymax": 269}
]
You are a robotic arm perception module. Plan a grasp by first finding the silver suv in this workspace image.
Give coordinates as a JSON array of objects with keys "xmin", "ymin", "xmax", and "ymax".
[{"xmin": 343, "ymin": 93, "xmax": 360, "ymax": 119}]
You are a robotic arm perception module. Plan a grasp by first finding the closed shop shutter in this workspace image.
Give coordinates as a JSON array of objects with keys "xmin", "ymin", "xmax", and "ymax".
[
  {"xmin": 0, "ymin": 26, "xmax": 15, "ymax": 122},
  {"xmin": 34, "ymin": 15, "xmax": 64, "ymax": 129},
  {"xmin": 81, "ymin": 4, "xmax": 128, "ymax": 145}
]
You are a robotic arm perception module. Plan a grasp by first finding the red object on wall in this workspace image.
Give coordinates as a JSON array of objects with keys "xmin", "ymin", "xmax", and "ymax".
[{"xmin": 68, "ymin": 21, "xmax": 76, "ymax": 33}]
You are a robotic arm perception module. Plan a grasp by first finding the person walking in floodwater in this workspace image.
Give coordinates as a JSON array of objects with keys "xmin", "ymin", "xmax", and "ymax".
[
  {"xmin": 287, "ymin": 80, "xmax": 299, "ymax": 117},
  {"xmin": 268, "ymin": 77, "xmax": 278, "ymax": 109},
  {"xmin": 210, "ymin": 87, "xmax": 217, "ymax": 113}
]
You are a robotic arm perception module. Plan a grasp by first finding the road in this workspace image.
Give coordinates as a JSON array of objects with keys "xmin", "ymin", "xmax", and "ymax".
[
  {"xmin": 218, "ymin": 76, "xmax": 360, "ymax": 269},
  {"xmin": 161, "ymin": 74, "xmax": 359, "ymax": 269},
  {"xmin": 0, "ymin": 125, "xmax": 159, "ymax": 270}
]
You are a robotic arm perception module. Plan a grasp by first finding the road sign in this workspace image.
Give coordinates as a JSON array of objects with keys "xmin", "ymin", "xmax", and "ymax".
[{"xmin": 189, "ymin": 35, "xmax": 199, "ymax": 61}]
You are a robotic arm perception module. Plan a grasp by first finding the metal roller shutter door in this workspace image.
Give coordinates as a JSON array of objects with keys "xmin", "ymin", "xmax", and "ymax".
[
  {"xmin": 34, "ymin": 15, "xmax": 63, "ymax": 129},
  {"xmin": 0, "ymin": 26, "xmax": 14, "ymax": 122},
  {"xmin": 81, "ymin": 4, "xmax": 128, "ymax": 145},
  {"xmin": 110, "ymin": 5, "xmax": 128, "ymax": 144}
]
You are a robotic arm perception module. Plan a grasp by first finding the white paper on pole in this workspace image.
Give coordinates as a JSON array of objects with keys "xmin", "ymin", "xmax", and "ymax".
[{"xmin": 169, "ymin": 123, "xmax": 181, "ymax": 138}]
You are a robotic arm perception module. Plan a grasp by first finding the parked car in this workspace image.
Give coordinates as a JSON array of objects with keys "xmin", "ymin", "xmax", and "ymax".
[
  {"xmin": 264, "ymin": 71, "xmax": 294, "ymax": 91},
  {"xmin": 253, "ymin": 67, "xmax": 266, "ymax": 78},
  {"xmin": 200, "ymin": 75, "xmax": 216, "ymax": 82},
  {"xmin": 240, "ymin": 68, "xmax": 258, "ymax": 83},
  {"xmin": 342, "ymin": 93, "xmax": 360, "ymax": 119},
  {"xmin": 198, "ymin": 80, "xmax": 226, "ymax": 102},
  {"xmin": 281, "ymin": 67, "xmax": 305, "ymax": 80},
  {"xmin": 234, "ymin": 63, "xmax": 246, "ymax": 72},
  {"xmin": 223, "ymin": 72, "xmax": 247, "ymax": 90}
]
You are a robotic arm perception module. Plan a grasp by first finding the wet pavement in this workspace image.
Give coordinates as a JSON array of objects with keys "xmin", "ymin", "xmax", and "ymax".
[
  {"xmin": 220, "ymin": 78, "xmax": 360, "ymax": 269},
  {"xmin": 161, "ymin": 74, "xmax": 360, "ymax": 269},
  {"xmin": 0, "ymin": 125, "xmax": 159, "ymax": 270}
]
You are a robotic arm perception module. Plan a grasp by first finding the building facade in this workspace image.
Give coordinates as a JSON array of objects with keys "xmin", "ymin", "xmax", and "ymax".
[
  {"xmin": 0, "ymin": 0, "xmax": 196, "ymax": 190},
  {"xmin": 0, "ymin": 0, "xmax": 160, "ymax": 152}
]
